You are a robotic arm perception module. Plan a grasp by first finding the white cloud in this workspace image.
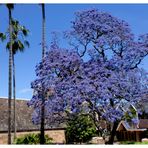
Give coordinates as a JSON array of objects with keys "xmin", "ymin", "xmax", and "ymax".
[{"xmin": 19, "ymin": 88, "xmax": 33, "ymax": 94}]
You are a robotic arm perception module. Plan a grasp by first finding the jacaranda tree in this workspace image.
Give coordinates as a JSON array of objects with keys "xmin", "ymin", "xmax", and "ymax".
[{"xmin": 28, "ymin": 9, "xmax": 148, "ymax": 144}]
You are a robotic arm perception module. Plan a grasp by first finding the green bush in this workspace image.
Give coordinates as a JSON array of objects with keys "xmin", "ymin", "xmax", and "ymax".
[
  {"xmin": 14, "ymin": 133, "xmax": 53, "ymax": 144},
  {"xmin": 65, "ymin": 114, "xmax": 97, "ymax": 144}
]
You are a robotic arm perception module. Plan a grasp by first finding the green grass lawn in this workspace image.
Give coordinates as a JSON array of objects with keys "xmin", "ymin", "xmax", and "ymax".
[{"xmin": 120, "ymin": 141, "xmax": 148, "ymax": 144}]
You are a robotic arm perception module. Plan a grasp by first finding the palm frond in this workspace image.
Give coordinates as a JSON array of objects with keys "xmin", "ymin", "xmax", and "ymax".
[
  {"xmin": 24, "ymin": 40, "xmax": 30, "ymax": 48},
  {"xmin": 22, "ymin": 27, "xmax": 29, "ymax": 36},
  {"xmin": 6, "ymin": 4, "xmax": 14, "ymax": 10},
  {"xmin": 18, "ymin": 40, "xmax": 24, "ymax": 50},
  {"xmin": 0, "ymin": 33, "xmax": 6, "ymax": 41},
  {"xmin": 6, "ymin": 41, "xmax": 15, "ymax": 50}
]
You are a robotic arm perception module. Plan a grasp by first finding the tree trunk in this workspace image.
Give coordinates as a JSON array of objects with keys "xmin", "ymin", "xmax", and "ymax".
[
  {"xmin": 42, "ymin": 3, "xmax": 45, "ymax": 59},
  {"xmin": 106, "ymin": 121, "xmax": 118, "ymax": 144},
  {"xmin": 40, "ymin": 98, "xmax": 45, "ymax": 144},
  {"xmin": 12, "ymin": 54, "xmax": 16, "ymax": 140},
  {"xmin": 40, "ymin": 3, "xmax": 46, "ymax": 144},
  {"xmin": 8, "ymin": 8, "xmax": 13, "ymax": 145}
]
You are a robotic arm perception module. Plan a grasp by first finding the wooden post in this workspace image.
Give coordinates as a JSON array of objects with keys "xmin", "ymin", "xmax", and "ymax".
[{"xmin": 136, "ymin": 132, "xmax": 140, "ymax": 142}]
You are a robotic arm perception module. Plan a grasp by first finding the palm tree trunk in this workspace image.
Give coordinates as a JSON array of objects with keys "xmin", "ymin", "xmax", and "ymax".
[
  {"xmin": 42, "ymin": 3, "xmax": 45, "ymax": 59},
  {"xmin": 40, "ymin": 3, "xmax": 46, "ymax": 144},
  {"xmin": 40, "ymin": 96, "xmax": 45, "ymax": 144},
  {"xmin": 12, "ymin": 54, "xmax": 16, "ymax": 140},
  {"xmin": 8, "ymin": 7, "xmax": 13, "ymax": 145}
]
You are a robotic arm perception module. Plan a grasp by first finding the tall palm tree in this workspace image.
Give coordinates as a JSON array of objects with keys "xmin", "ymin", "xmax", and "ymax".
[
  {"xmin": 6, "ymin": 4, "xmax": 14, "ymax": 144},
  {"xmin": 6, "ymin": 19, "xmax": 29, "ymax": 141},
  {"xmin": 40, "ymin": 3, "xmax": 46, "ymax": 144}
]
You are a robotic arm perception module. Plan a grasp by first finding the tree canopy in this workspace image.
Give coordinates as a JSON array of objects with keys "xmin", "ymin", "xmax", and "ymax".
[{"xmin": 28, "ymin": 9, "xmax": 148, "ymax": 143}]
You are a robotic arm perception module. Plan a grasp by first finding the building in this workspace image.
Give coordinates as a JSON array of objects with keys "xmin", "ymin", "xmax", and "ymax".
[
  {"xmin": 116, "ymin": 119, "xmax": 148, "ymax": 142},
  {"xmin": 0, "ymin": 97, "xmax": 66, "ymax": 144}
]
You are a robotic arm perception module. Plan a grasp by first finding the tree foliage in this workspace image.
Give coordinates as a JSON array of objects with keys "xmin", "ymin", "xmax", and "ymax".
[
  {"xmin": 65, "ymin": 114, "xmax": 97, "ymax": 144},
  {"xmin": 6, "ymin": 19, "xmax": 29, "ymax": 54},
  {"xmin": 14, "ymin": 133, "xmax": 53, "ymax": 144},
  {"xmin": 28, "ymin": 9, "xmax": 148, "ymax": 144}
]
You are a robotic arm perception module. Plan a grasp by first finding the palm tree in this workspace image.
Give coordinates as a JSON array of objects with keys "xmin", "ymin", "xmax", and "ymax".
[
  {"xmin": 40, "ymin": 3, "xmax": 46, "ymax": 144},
  {"xmin": 6, "ymin": 19, "xmax": 29, "ymax": 141},
  {"xmin": 6, "ymin": 3, "xmax": 14, "ymax": 144}
]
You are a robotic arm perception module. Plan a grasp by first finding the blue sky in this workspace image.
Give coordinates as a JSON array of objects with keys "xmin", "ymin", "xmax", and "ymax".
[{"xmin": 0, "ymin": 4, "xmax": 148, "ymax": 99}]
